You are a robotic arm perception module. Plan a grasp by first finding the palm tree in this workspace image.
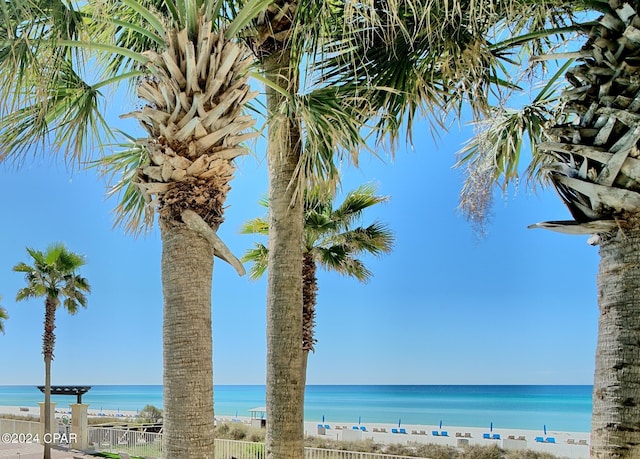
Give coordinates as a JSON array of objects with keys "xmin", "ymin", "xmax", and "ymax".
[
  {"xmin": 456, "ymin": 1, "xmax": 640, "ymax": 456},
  {"xmin": 13, "ymin": 243, "xmax": 90, "ymax": 459},
  {"xmin": 242, "ymin": 183, "xmax": 394, "ymax": 383},
  {"xmin": 0, "ymin": 3, "xmax": 263, "ymax": 457},
  {"xmin": 0, "ymin": 295, "xmax": 8, "ymax": 335}
]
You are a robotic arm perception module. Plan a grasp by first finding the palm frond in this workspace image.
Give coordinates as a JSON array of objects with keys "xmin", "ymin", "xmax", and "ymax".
[
  {"xmin": 455, "ymin": 60, "xmax": 570, "ymax": 231},
  {"xmin": 240, "ymin": 216, "xmax": 269, "ymax": 235},
  {"xmin": 91, "ymin": 132, "xmax": 152, "ymax": 235},
  {"xmin": 241, "ymin": 243, "xmax": 269, "ymax": 280}
]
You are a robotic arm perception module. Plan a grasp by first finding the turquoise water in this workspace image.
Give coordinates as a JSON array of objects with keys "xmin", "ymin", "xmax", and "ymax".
[{"xmin": 0, "ymin": 385, "xmax": 592, "ymax": 432}]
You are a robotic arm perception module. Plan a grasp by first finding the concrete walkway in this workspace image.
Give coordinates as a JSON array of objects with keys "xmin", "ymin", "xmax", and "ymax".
[{"xmin": 0, "ymin": 442, "xmax": 96, "ymax": 459}]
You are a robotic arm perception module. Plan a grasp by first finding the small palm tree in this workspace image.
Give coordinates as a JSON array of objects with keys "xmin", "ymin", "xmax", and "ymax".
[
  {"xmin": 242, "ymin": 183, "xmax": 394, "ymax": 382},
  {"xmin": 13, "ymin": 243, "xmax": 90, "ymax": 459},
  {"xmin": 0, "ymin": 295, "xmax": 7, "ymax": 335}
]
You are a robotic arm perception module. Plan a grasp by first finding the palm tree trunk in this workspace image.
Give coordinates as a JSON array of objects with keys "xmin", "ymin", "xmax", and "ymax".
[
  {"xmin": 43, "ymin": 297, "xmax": 56, "ymax": 459},
  {"xmin": 264, "ymin": 49, "xmax": 305, "ymax": 459},
  {"xmin": 591, "ymin": 222, "xmax": 640, "ymax": 458},
  {"xmin": 161, "ymin": 222, "xmax": 215, "ymax": 459},
  {"xmin": 301, "ymin": 253, "xmax": 318, "ymax": 388},
  {"xmin": 43, "ymin": 356, "xmax": 52, "ymax": 459}
]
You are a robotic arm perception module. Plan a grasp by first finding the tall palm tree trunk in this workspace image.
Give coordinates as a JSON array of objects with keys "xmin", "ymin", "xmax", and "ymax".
[
  {"xmin": 264, "ymin": 49, "xmax": 305, "ymax": 459},
  {"xmin": 161, "ymin": 223, "xmax": 215, "ymax": 459},
  {"xmin": 43, "ymin": 297, "xmax": 56, "ymax": 459},
  {"xmin": 301, "ymin": 253, "xmax": 318, "ymax": 388},
  {"xmin": 591, "ymin": 222, "xmax": 640, "ymax": 458}
]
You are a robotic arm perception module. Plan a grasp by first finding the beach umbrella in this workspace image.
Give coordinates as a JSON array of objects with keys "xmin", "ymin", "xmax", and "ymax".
[
  {"xmin": 544, "ymin": 424, "xmax": 547, "ymax": 436},
  {"xmin": 490, "ymin": 422, "xmax": 493, "ymax": 432},
  {"xmin": 398, "ymin": 418, "xmax": 401, "ymax": 427},
  {"xmin": 322, "ymin": 415, "xmax": 325, "ymax": 423},
  {"xmin": 439, "ymin": 420, "xmax": 442, "ymax": 430}
]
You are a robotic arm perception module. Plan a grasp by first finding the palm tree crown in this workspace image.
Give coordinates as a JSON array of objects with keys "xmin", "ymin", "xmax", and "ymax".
[
  {"xmin": 242, "ymin": 183, "xmax": 394, "ymax": 354},
  {"xmin": 13, "ymin": 243, "xmax": 90, "ymax": 356}
]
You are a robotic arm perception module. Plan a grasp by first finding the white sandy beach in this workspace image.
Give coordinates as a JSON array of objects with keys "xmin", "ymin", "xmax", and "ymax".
[
  {"xmin": 0, "ymin": 405, "xmax": 590, "ymax": 459},
  {"xmin": 302, "ymin": 420, "xmax": 591, "ymax": 459}
]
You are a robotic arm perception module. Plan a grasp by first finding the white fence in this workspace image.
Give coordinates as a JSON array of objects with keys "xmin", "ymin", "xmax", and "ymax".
[
  {"xmin": 89, "ymin": 426, "xmax": 163, "ymax": 458},
  {"xmin": 0, "ymin": 419, "xmax": 40, "ymax": 436},
  {"xmin": 88, "ymin": 428, "xmax": 429, "ymax": 459}
]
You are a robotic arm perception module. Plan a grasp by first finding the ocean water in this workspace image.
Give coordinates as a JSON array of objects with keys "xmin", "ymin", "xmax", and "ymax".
[{"xmin": 0, "ymin": 385, "xmax": 592, "ymax": 432}]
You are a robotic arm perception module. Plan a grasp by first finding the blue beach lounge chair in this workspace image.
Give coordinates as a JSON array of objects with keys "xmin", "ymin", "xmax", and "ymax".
[
  {"xmin": 441, "ymin": 431, "xmax": 448, "ymax": 437},
  {"xmin": 324, "ymin": 424, "xmax": 330, "ymax": 429},
  {"xmin": 352, "ymin": 426, "xmax": 359, "ymax": 430},
  {"xmin": 483, "ymin": 433, "xmax": 491, "ymax": 439},
  {"xmin": 399, "ymin": 428, "xmax": 407, "ymax": 434},
  {"xmin": 492, "ymin": 434, "xmax": 501, "ymax": 440},
  {"xmin": 535, "ymin": 437, "xmax": 544, "ymax": 443},
  {"xmin": 392, "ymin": 428, "xmax": 399, "ymax": 434},
  {"xmin": 546, "ymin": 437, "xmax": 556, "ymax": 443},
  {"xmin": 360, "ymin": 426, "xmax": 367, "ymax": 432},
  {"xmin": 432, "ymin": 430, "xmax": 439, "ymax": 436}
]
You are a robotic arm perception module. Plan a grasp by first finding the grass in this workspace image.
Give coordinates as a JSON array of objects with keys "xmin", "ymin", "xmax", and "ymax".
[{"xmin": 91, "ymin": 453, "xmax": 145, "ymax": 459}]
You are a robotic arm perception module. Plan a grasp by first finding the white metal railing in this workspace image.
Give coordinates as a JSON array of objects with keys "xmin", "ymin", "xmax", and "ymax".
[
  {"xmin": 214, "ymin": 438, "xmax": 265, "ymax": 458},
  {"xmin": 89, "ymin": 426, "xmax": 163, "ymax": 458},
  {"xmin": 88, "ymin": 428, "xmax": 429, "ymax": 459}
]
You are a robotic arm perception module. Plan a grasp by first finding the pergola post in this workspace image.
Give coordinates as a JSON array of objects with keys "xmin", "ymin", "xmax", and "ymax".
[{"xmin": 70, "ymin": 403, "xmax": 89, "ymax": 449}]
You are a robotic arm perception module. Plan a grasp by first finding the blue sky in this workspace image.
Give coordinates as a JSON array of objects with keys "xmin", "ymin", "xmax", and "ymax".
[{"xmin": 0, "ymin": 93, "xmax": 600, "ymax": 386}]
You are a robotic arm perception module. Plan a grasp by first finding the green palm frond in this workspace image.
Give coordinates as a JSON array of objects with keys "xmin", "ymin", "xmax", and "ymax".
[
  {"xmin": 313, "ymin": 0, "xmax": 590, "ymax": 147},
  {"xmin": 315, "ymin": 246, "xmax": 372, "ymax": 282},
  {"xmin": 92, "ymin": 132, "xmax": 152, "ymax": 235},
  {"xmin": 242, "ymin": 183, "xmax": 394, "ymax": 281},
  {"xmin": 293, "ymin": 86, "xmax": 372, "ymax": 189},
  {"xmin": 0, "ymin": 295, "xmax": 7, "ymax": 335},
  {"xmin": 241, "ymin": 243, "xmax": 269, "ymax": 280},
  {"xmin": 240, "ymin": 216, "xmax": 269, "ymax": 236},
  {"xmin": 13, "ymin": 243, "xmax": 90, "ymax": 312},
  {"xmin": 331, "ymin": 184, "xmax": 390, "ymax": 230}
]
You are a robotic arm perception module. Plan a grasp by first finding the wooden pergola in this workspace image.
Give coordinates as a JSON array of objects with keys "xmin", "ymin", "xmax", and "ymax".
[{"xmin": 36, "ymin": 386, "xmax": 92, "ymax": 404}]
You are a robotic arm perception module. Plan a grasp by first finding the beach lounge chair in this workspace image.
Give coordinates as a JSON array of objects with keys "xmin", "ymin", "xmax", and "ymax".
[
  {"xmin": 483, "ymin": 433, "xmax": 491, "ymax": 439},
  {"xmin": 360, "ymin": 426, "xmax": 367, "ymax": 432},
  {"xmin": 465, "ymin": 432, "xmax": 472, "ymax": 438},
  {"xmin": 567, "ymin": 439, "xmax": 576, "ymax": 444},
  {"xmin": 518, "ymin": 436, "xmax": 526, "ymax": 441},
  {"xmin": 352, "ymin": 426, "xmax": 359, "ymax": 430},
  {"xmin": 411, "ymin": 430, "xmax": 418, "ymax": 435},
  {"xmin": 441, "ymin": 431, "xmax": 448, "ymax": 437},
  {"xmin": 546, "ymin": 437, "xmax": 556, "ymax": 443},
  {"xmin": 399, "ymin": 428, "xmax": 407, "ymax": 434},
  {"xmin": 578, "ymin": 439, "xmax": 588, "ymax": 445},
  {"xmin": 432, "ymin": 430, "xmax": 439, "ymax": 436},
  {"xmin": 535, "ymin": 437, "xmax": 544, "ymax": 443},
  {"xmin": 456, "ymin": 432, "xmax": 462, "ymax": 437},
  {"xmin": 492, "ymin": 434, "xmax": 500, "ymax": 440},
  {"xmin": 507, "ymin": 435, "xmax": 515, "ymax": 440},
  {"xmin": 380, "ymin": 428, "xmax": 387, "ymax": 433},
  {"xmin": 324, "ymin": 424, "xmax": 331, "ymax": 429},
  {"xmin": 373, "ymin": 427, "xmax": 380, "ymax": 432},
  {"xmin": 419, "ymin": 430, "xmax": 426, "ymax": 435},
  {"xmin": 392, "ymin": 428, "xmax": 399, "ymax": 434}
]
